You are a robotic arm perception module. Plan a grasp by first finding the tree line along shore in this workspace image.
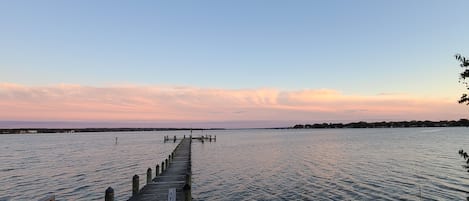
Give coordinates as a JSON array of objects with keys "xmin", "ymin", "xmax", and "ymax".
[
  {"xmin": 292, "ymin": 119, "xmax": 469, "ymax": 129},
  {"xmin": 0, "ymin": 128, "xmax": 217, "ymax": 135},
  {"xmin": 1, "ymin": 119, "xmax": 469, "ymax": 134}
]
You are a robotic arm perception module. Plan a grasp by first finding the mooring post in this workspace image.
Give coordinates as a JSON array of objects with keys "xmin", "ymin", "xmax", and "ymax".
[
  {"xmin": 156, "ymin": 164, "xmax": 160, "ymax": 176},
  {"xmin": 173, "ymin": 135, "xmax": 176, "ymax": 143},
  {"xmin": 105, "ymin": 187, "xmax": 114, "ymax": 201},
  {"xmin": 168, "ymin": 154, "xmax": 171, "ymax": 163},
  {"xmin": 165, "ymin": 158, "xmax": 169, "ymax": 169},
  {"xmin": 171, "ymin": 152, "xmax": 174, "ymax": 160},
  {"xmin": 132, "ymin": 175, "xmax": 139, "ymax": 196},
  {"xmin": 161, "ymin": 161, "xmax": 165, "ymax": 172},
  {"xmin": 147, "ymin": 168, "xmax": 152, "ymax": 184},
  {"xmin": 183, "ymin": 173, "xmax": 191, "ymax": 201}
]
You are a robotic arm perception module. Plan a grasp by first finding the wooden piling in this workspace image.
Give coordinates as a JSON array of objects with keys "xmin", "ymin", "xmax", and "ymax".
[
  {"xmin": 132, "ymin": 175, "xmax": 139, "ymax": 196},
  {"xmin": 161, "ymin": 161, "xmax": 165, "ymax": 172},
  {"xmin": 105, "ymin": 187, "xmax": 114, "ymax": 201},
  {"xmin": 183, "ymin": 173, "xmax": 191, "ymax": 201},
  {"xmin": 155, "ymin": 164, "xmax": 159, "ymax": 176},
  {"xmin": 173, "ymin": 135, "xmax": 176, "ymax": 143},
  {"xmin": 146, "ymin": 168, "xmax": 152, "ymax": 184},
  {"xmin": 165, "ymin": 158, "xmax": 169, "ymax": 169}
]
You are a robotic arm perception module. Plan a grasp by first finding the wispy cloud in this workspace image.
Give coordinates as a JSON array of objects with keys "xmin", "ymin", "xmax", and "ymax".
[{"xmin": 0, "ymin": 83, "xmax": 465, "ymax": 124}]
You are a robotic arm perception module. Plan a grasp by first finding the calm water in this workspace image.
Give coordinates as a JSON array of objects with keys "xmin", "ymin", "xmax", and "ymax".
[{"xmin": 1, "ymin": 128, "xmax": 469, "ymax": 200}]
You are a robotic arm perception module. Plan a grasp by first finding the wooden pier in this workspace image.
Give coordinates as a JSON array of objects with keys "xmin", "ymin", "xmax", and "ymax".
[
  {"xmin": 129, "ymin": 138, "xmax": 191, "ymax": 201},
  {"xmin": 105, "ymin": 135, "xmax": 215, "ymax": 201}
]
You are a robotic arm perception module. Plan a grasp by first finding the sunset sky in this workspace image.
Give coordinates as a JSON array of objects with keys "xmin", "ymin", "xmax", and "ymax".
[{"xmin": 1, "ymin": 1, "xmax": 469, "ymax": 128}]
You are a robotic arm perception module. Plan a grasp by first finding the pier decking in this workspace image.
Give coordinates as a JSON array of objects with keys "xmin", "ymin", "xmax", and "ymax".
[{"xmin": 127, "ymin": 138, "xmax": 192, "ymax": 201}]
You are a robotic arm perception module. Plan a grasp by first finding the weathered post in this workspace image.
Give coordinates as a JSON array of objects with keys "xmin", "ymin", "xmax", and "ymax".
[
  {"xmin": 161, "ymin": 161, "xmax": 165, "ymax": 172},
  {"xmin": 183, "ymin": 173, "xmax": 191, "ymax": 201},
  {"xmin": 214, "ymin": 135, "xmax": 216, "ymax": 141},
  {"xmin": 168, "ymin": 154, "xmax": 171, "ymax": 163},
  {"xmin": 173, "ymin": 135, "xmax": 176, "ymax": 143},
  {"xmin": 132, "ymin": 175, "xmax": 139, "ymax": 196},
  {"xmin": 147, "ymin": 168, "xmax": 152, "ymax": 184},
  {"xmin": 165, "ymin": 158, "xmax": 169, "ymax": 169},
  {"xmin": 171, "ymin": 152, "xmax": 174, "ymax": 160},
  {"xmin": 156, "ymin": 164, "xmax": 160, "ymax": 176},
  {"xmin": 105, "ymin": 187, "xmax": 114, "ymax": 201}
]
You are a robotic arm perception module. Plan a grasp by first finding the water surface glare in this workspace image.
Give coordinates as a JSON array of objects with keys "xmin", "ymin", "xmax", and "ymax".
[{"xmin": 1, "ymin": 128, "xmax": 469, "ymax": 200}]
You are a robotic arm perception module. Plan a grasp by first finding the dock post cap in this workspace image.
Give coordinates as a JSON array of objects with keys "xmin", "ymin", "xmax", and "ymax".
[
  {"xmin": 146, "ymin": 168, "xmax": 152, "ymax": 184},
  {"xmin": 105, "ymin": 187, "xmax": 114, "ymax": 201},
  {"xmin": 132, "ymin": 174, "xmax": 140, "ymax": 196}
]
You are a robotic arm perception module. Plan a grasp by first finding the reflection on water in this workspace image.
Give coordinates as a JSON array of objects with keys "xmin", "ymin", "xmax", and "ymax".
[
  {"xmin": 1, "ymin": 128, "xmax": 469, "ymax": 200},
  {"xmin": 192, "ymin": 128, "xmax": 469, "ymax": 200},
  {"xmin": 0, "ymin": 131, "xmax": 179, "ymax": 200}
]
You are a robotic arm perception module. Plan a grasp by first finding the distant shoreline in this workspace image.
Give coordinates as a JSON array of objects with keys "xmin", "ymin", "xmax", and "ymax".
[
  {"xmin": 0, "ymin": 128, "xmax": 223, "ymax": 135},
  {"xmin": 1, "ymin": 119, "xmax": 469, "ymax": 134},
  {"xmin": 291, "ymin": 119, "xmax": 469, "ymax": 129}
]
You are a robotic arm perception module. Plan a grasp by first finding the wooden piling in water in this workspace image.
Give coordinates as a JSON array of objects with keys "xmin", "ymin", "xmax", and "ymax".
[
  {"xmin": 132, "ymin": 175, "xmax": 139, "ymax": 196},
  {"xmin": 105, "ymin": 187, "xmax": 114, "ymax": 201},
  {"xmin": 146, "ymin": 168, "xmax": 152, "ymax": 184},
  {"xmin": 183, "ymin": 183, "xmax": 191, "ymax": 201},
  {"xmin": 155, "ymin": 164, "xmax": 159, "ymax": 176},
  {"xmin": 161, "ymin": 161, "xmax": 165, "ymax": 172}
]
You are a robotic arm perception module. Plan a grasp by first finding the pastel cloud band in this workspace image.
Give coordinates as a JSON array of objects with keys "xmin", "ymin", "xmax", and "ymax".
[{"xmin": 0, "ymin": 83, "xmax": 465, "ymax": 122}]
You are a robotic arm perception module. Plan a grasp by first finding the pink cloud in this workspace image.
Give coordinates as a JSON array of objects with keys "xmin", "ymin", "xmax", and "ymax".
[{"xmin": 0, "ymin": 83, "xmax": 466, "ymax": 123}]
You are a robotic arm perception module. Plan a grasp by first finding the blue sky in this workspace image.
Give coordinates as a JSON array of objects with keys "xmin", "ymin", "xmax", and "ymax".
[
  {"xmin": 0, "ymin": 1, "xmax": 468, "ymax": 126},
  {"xmin": 1, "ymin": 1, "xmax": 467, "ymax": 94}
]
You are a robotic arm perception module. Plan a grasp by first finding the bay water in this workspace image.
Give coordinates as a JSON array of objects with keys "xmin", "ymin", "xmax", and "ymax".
[{"xmin": 1, "ymin": 128, "xmax": 469, "ymax": 200}]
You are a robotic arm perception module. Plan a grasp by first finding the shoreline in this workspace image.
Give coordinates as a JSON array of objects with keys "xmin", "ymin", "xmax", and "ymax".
[{"xmin": 2, "ymin": 119, "xmax": 469, "ymax": 134}]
